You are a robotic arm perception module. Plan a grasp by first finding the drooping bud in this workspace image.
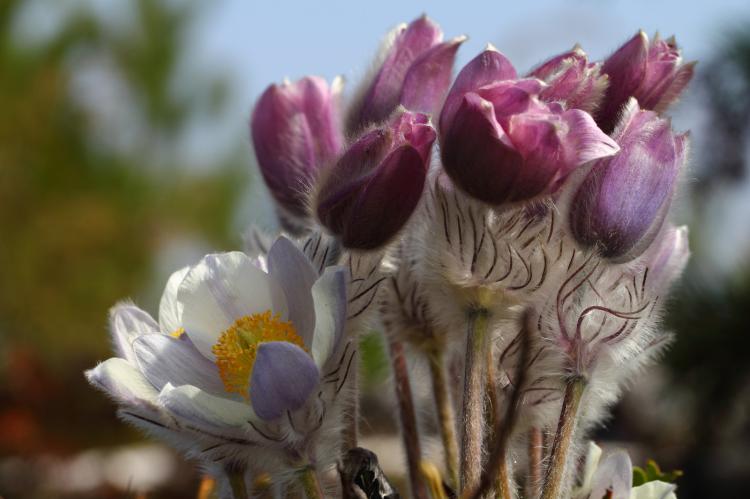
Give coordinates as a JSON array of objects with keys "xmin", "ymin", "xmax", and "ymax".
[
  {"xmin": 251, "ymin": 76, "xmax": 344, "ymax": 217},
  {"xmin": 528, "ymin": 45, "xmax": 609, "ymax": 113},
  {"xmin": 316, "ymin": 110, "xmax": 436, "ymax": 250},
  {"xmin": 347, "ymin": 16, "xmax": 464, "ymax": 132},
  {"xmin": 439, "ymin": 48, "xmax": 619, "ymax": 206},
  {"xmin": 570, "ymin": 99, "xmax": 688, "ymax": 261},
  {"xmin": 598, "ymin": 31, "xmax": 695, "ymax": 132}
]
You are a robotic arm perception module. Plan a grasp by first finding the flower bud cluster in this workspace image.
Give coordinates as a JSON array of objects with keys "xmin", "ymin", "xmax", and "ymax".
[{"xmin": 89, "ymin": 18, "xmax": 694, "ymax": 498}]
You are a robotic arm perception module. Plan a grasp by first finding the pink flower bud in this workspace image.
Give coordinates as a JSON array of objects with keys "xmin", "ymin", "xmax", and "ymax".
[
  {"xmin": 348, "ymin": 16, "xmax": 463, "ymax": 132},
  {"xmin": 439, "ymin": 49, "xmax": 619, "ymax": 206},
  {"xmin": 528, "ymin": 46, "xmax": 609, "ymax": 113},
  {"xmin": 316, "ymin": 110, "xmax": 436, "ymax": 249},
  {"xmin": 598, "ymin": 31, "xmax": 695, "ymax": 132},
  {"xmin": 251, "ymin": 76, "xmax": 343, "ymax": 217},
  {"xmin": 570, "ymin": 100, "xmax": 689, "ymax": 261}
]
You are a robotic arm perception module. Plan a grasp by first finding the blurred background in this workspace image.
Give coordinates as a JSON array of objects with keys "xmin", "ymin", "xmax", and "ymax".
[{"xmin": 1, "ymin": 0, "xmax": 749, "ymax": 497}]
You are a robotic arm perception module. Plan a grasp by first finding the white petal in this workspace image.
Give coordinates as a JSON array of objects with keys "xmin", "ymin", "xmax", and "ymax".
[
  {"xmin": 630, "ymin": 481, "xmax": 677, "ymax": 499},
  {"xmin": 133, "ymin": 334, "xmax": 226, "ymax": 395},
  {"xmin": 311, "ymin": 266, "xmax": 348, "ymax": 368},
  {"xmin": 590, "ymin": 451, "xmax": 633, "ymax": 499},
  {"xmin": 158, "ymin": 383, "xmax": 259, "ymax": 430},
  {"xmin": 580, "ymin": 441, "xmax": 603, "ymax": 493},
  {"xmin": 109, "ymin": 303, "xmax": 159, "ymax": 364},
  {"xmin": 86, "ymin": 357, "xmax": 158, "ymax": 406},
  {"xmin": 178, "ymin": 252, "xmax": 279, "ymax": 360},
  {"xmin": 158, "ymin": 266, "xmax": 189, "ymax": 334}
]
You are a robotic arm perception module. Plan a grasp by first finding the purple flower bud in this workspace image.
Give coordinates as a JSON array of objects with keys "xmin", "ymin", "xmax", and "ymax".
[
  {"xmin": 439, "ymin": 50, "xmax": 619, "ymax": 205},
  {"xmin": 316, "ymin": 110, "xmax": 436, "ymax": 249},
  {"xmin": 644, "ymin": 225, "xmax": 689, "ymax": 292},
  {"xmin": 348, "ymin": 16, "xmax": 464, "ymax": 131},
  {"xmin": 570, "ymin": 100, "xmax": 689, "ymax": 261},
  {"xmin": 529, "ymin": 46, "xmax": 609, "ymax": 113},
  {"xmin": 598, "ymin": 31, "xmax": 695, "ymax": 132},
  {"xmin": 251, "ymin": 76, "xmax": 343, "ymax": 217}
]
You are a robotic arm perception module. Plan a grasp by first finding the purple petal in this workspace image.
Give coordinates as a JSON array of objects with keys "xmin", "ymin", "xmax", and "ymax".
[
  {"xmin": 267, "ymin": 236, "xmax": 318, "ymax": 347},
  {"xmin": 109, "ymin": 303, "xmax": 159, "ymax": 364},
  {"xmin": 357, "ymin": 16, "xmax": 442, "ymax": 126},
  {"xmin": 643, "ymin": 225, "xmax": 690, "ymax": 293},
  {"xmin": 558, "ymin": 109, "xmax": 620, "ymax": 166},
  {"xmin": 441, "ymin": 92, "xmax": 523, "ymax": 204},
  {"xmin": 401, "ymin": 36, "xmax": 465, "ymax": 116},
  {"xmin": 250, "ymin": 342, "xmax": 320, "ymax": 421},
  {"xmin": 440, "ymin": 48, "xmax": 517, "ymax": 135},
  {"xmin": 528, "ymin": 46, "xmax": 587, "ymax": 80},
  {"xmin": 598, "ymin": 31, "xmax": 649, "ymax": 132},
  {"xmin": 133, "ymin": 334, "xmax": 226, "ymax": 395}
]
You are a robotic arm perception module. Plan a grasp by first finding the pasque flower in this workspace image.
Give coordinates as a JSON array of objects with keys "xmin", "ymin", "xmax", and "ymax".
[
  {"xmin": 570, "ymin": 100, "xmax": 688, "ymax": 261},
  {"xmin": 597, "ymin": 31, "xmax": 695, "ymax": 132},
  {"xmin": 316, "ymin": 109, "xmax": 436, "ymax": 250},
  {"xmin": 87, "ymin": 237, "xmax": 349, "ymax": 460},
  {"xmin": 439, "ymin": 47, "xmax": 619, "ymax": 206},
  {"xmin": 251, "ymin": 77, "xmax": 344, "ymax": 217},
  {"xmin": 347, "ymin": 15, "xmax": 464, "ymax": 132}
]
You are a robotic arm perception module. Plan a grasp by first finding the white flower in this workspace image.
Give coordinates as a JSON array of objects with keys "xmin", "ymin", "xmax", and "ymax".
[{"xmin": 86, "ymin": 236, "xmax": 350, "ymax": 466}]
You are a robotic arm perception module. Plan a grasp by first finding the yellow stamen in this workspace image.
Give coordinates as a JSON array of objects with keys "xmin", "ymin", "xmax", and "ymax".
[
  {"xmin": 170, "ymin": 327, "xmax": 185, "ymax": 339},
  {"xmin": 212, "ymin": 310, "xmax": 304, "ymax": 398}
]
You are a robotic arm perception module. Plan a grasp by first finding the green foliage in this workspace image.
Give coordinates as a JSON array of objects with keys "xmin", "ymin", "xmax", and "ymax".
[{"xmin": 632, "ymin": 460, "xmax": 683, "ymax": 487}]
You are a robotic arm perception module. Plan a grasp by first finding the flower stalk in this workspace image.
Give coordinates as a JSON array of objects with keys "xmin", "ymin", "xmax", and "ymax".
[
  {"xmin": 389, "ymin": 337, "xmax": 429, "ymax": 499},
  {"xmin": 541, "ymin": 376, "xmax": 587, "ymax": 499},
  {"xmin": 299, "ymin": 466, "xmax": 325, "ymax": 499},
  {"xmin": 228, "ymin": 469, "xmax": 249, "ymax": 499},
  {"xmin": 459, "ymin": 308, "xmax": 490, "ymax": 493},
  {"xmin": 427, "ymin": 345, "xmax": 460, "ymax": 490},
  {"xmin": 527, "ymin": 427, "xmax": 543, "ymax": 499}
]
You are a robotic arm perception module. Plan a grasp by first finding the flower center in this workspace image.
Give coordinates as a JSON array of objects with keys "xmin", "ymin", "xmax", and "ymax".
[{"xmin": 212, "ymin": 311, "xmax": 304, "ymax": 398}]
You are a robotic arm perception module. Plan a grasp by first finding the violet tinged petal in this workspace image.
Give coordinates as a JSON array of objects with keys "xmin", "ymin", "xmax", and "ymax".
[
  {"xmin": 178, "ymin": 252, "xmax": 284, "ymax": 360},
  {"xmin": 598, "ymin": 31, "xmax": 649, "ymax": 132},
  {"xmin": 311, "ymin": 266, "xmax": 348, "ymax": 368},
  {"xmin": 158, "ymin": 266, "xmax": 189, "ymax": 335},
  {"xmin": 644, "ymin": 225, "xmax": 690, "ymax": 293},
  {"xmin": 342, "ymin": 143, "xmax": 430, "ymax": 250},
  {"xmin": 441, "ymin": 92, "xmax": 523, "ymax": 205},
  {"xmin": 250, "ymin": 342, "xmax": 320, "ymax": 421},
  {"xmin": 528, "ymin": 46, "xmax": 587, "ymax": 80},
  {"xmin": 401, "ymin": 36, "xmax": 465, "ymax": 116},
  {"xmin": 652, "ymin": 61, "xmax": 696, "ymax": 114},
  {"xmin": 159, "ymin": 383, "xmax": 259, "ymax": 430},
  {"xmin": 439, "ymin": 48, "xmax": 517, "ymax": 135},
  {"xmin": 267, "ymin": 236, "xmax": 318, "ymax": 348},
  {"xmin": 475, "ymin": 80, "xmax": 543, "ymax": 120},
  {"xmin": 86, "ymin": 357, "xmax": 158, "ymax": 407},
  {"xmin": 588, "ymin": 451, "xmax": 633, "ymax": 499},
  {"xmin": 558, "ymin": 109, "xmax": 620, "ymax": 166},
  {"xmin": 358, "ymin": 16, "xmax": 443, "ymax": 126},
  {"xmin": 133, "ymin": 334, "xmax": 226, "ymax": 395},
  {"xmin": 109, "ymin": 303, "xmax": 159, "ymax": 364}
]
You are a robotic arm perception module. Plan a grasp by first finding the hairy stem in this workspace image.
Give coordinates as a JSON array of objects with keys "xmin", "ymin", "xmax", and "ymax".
[
  {"xmin": 469, "ymin": 312, "xmax": 532, "ymax": 499},
  {"xmin": 389, "ymin": 338, "xmax": 428, "ymax": 499},
  {"xmin": 428, "ymin": 345, "xmax": 460, "ymax": 490},
  {"xmin": 527, "ymin": 427, "xmax": 543, "ymax": 499},
  {"xmin": 298, "ymin": 466, "xmax": 325, "ymax": 499},
  {"xmin": 541, "ymin": 377, "xmax": 586, "ymax": 499},
  {"xmin": 460, "ymin": 309, "xmax": 490, "ymax": 493},
  {"xmin": 227, "ymin": 469, "xmax": 249, "ymax": 499},
  {"xmin": 342, "ymin": 354, "xmax": 359, "ymax": 450}
]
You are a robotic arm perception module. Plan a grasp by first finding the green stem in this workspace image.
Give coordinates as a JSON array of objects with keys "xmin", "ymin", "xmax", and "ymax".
[
  {"xmin": 541, "ymin": 377, "xmax": 586, "ymax": 499},
  {"xmin": 298, "ymin": 466, "xmax": 324, "ymax": 499},
  {"xmin": 427, "ymin": 346, "xmax": 460, "ymax": 491},
  {"xmin": 459, "ymin": 309, "xmax": 489, "ymax": 493}
]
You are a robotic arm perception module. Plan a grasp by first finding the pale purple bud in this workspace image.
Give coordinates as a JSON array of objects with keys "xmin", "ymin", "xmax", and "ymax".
[
  {"xmin": 251, "ymin": 76, "xmax": 343, "ymax": 216},
  {"xmin": 349, "ymin": 16, "xmax": 462, "ymax": 131},
  {"xmin": 316, "ymin": 110, "xmax": 435, "ymax": 250},
  {"xmin": 643, "ymin": 225, "xmax": 690, "ymax": 292},
  {"xmin": 529, "ymin": 46, "xmax": 609, "ymax": 113},
  {"xmin": 598, "ymin": 31, "xmax": 695, "ymax": 132},
  {"xmin": 570, "ymin": 101, "xmax": 689, "ymax": 261},
  {"xmin": 250, "ymin": 341, "xmax": 319, "ymax": 421},
  {"xmin": 439, "ymin": 72, "xmax": 619, "ymax": 205}
]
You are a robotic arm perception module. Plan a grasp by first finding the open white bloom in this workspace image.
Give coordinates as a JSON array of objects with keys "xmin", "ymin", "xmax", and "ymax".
[
  {"xmin": 574, "ymin": 442, "xmax": 678, "ymax": 499},
  {"xmin": 86, "ymin": 236, "xmax": 350, "ymax": 468}
]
